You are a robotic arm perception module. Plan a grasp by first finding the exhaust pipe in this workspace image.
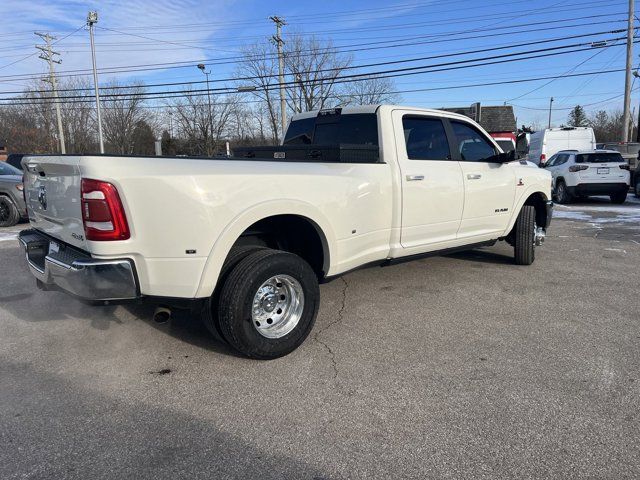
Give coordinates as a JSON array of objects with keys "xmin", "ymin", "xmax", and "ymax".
[{"xmin": 153, "ymin": 306, "xmax": 172, "ymax": 324}]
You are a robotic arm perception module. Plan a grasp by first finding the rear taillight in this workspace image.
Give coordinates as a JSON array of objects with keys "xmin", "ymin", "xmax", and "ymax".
[
  {"xmin": 540, "ymin": 154, "xmax": 546, "ymax": 164},
  {"xmin": 81, "ymin": 178, "xmax": 130, "ymax": 241},
  {"xmin": 569, "ymin": 165, "xmax": 588, "ymax": 172},
  {"xmin": 619, "ymin": 164, "xmax": 630, "ymax": 170}
]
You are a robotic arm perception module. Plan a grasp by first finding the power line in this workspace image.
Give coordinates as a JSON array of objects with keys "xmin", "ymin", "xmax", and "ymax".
[
  {"xmin": 0, "ymin": 23, "xmax": 630, "ymax": 95},
  {"xmin": 0, "ymin": 27, "xmax": 627, "ymax": 96},
  {"xmin": 0, "ymin": 13, "xmax": 629, "ymax": 84},
  {"xmin": 1, "ymin": 41, "xmax": 632, "ymax": 105},
  {"xmin": 0, "ymin": 68, "xmax": 628, "ymax": 108}
]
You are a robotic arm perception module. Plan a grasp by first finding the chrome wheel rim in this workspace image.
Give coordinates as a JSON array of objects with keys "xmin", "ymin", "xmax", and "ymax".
[{"xmin": 251, "ymin": 275, "xmax": 304, "ymax": 339}]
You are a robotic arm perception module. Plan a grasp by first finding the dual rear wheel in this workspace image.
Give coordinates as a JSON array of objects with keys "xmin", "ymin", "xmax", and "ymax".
[{"xmin": 202, "ymin": 247, "xmax": 320, "ymax": 359}]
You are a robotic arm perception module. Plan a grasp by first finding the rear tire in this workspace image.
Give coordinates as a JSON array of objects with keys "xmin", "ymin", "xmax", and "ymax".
[
  {"xmin": 201, "ymin": 245, "xmax": 265, "ymax": 343},
  {"xmin": 555, "ymin": 180, "xmax": 572, "ymax": 204},
  {"xmin": 218, "ymin": 249, "xmax": 320, "ymax": 359},
  {"xmin": 514, "ymin": 205, "xmax": 535, "ymax": 266},
  {"xmin": 634, "ymin": 176, "xmax": 640, "ymax": 198},
  {"xmin": 0, "ymin": 196, "xmax": 20, "ymax": 228},
  {"xmin": 610, "ymin": 191, "xmax": 627, "ymax": 204}
]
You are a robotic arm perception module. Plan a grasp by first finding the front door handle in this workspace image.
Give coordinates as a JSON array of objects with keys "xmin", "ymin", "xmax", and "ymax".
[
  {"xmin": 406, "ymin": 175, "xmax": 425, "ymax": 181},
  {"xmin": 467, "ymin": 173, "xmax": 482, "ymax": 180}
]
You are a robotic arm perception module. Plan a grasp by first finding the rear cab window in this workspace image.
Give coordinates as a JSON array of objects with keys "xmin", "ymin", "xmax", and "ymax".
[{"xmin": 283, "ymin": 110, "xmax": 379, "ymax": 146}]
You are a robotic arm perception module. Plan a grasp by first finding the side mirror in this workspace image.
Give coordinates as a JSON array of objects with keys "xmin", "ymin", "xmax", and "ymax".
[{"xmin": 496, "ymin": 150, "xmax": 516, "ymax": 163}]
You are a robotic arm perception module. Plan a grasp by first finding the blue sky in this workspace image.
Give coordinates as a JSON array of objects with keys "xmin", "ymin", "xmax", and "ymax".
[{"xmin": 0, "ymin": 0, "xmax": 637, "ymax": 128}]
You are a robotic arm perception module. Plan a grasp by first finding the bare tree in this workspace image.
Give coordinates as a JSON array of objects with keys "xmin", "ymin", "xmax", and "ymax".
[
  {"xmin": 59, "ymin": 77, "xmax": 98, "ymax": 153},
  {"xmin": 284, "ymin": 35, "xmax": 352, "ymax": 112},
  {"xmin": 100, "ymin": 80, "xmax": 148, "ymax": 154},
  {"xmin": 167, "ymin": 90, "xmax": 237, "ymax": 155},
  {"xmin": 235, "ymin": 42, "xmax": 281, "ymax": 142},
  {"xmin": 338, "ymin": 75, "xmax": 400, "ymax": 106}
]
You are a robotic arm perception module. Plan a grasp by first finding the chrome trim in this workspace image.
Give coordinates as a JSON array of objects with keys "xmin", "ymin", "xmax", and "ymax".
[
  {"xmin": 18, "ymin": 229, "xmax": 139, "ymax": 301},
  {"xmin": 405, "ymin": 175, "xmax": 425, "ymax": 181}
]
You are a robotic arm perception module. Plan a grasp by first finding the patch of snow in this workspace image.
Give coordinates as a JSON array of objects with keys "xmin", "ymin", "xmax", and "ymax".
[{"xmin": 0, "ymin": 233, "xmax": 18, "ymax": 242}]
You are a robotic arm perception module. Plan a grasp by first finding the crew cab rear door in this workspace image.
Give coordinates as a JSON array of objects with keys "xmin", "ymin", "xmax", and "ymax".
[
  {"xmin": 22, "ymin": 155, "xmax": 88, "ymax": 250},
  {"xmin": 392, "ymin": 110, "xmax": 464, "ymax": 249}
]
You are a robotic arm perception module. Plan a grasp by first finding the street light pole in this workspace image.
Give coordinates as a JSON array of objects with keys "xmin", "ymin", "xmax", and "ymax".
[
  {"xmin": 87, "ymin": 11, "xmax": 104, "ymax": 154},
  {"xmin": 622, "ymin": 0, "xmax": 634, "ymax": 142},
  {"xmin": 198, "ymin": 64, "xmax": 213, "ymax": 156},
  {"xmin": 548, "ymin": 97, "xmax": 554, "ymax": 129}
]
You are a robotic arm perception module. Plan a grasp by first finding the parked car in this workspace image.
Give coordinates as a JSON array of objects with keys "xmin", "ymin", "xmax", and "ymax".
[
  {"xmin": 0, "ymin": 161, "xmax": 27, "ymax": 227},
  {"xmin": 17, "ymin": 105, "xmax": 553, "ymax": 359},
  {"xmin": 528, "ymin": 127, "xmax": 596, "ymax": 166},
  {"xmin": 595, "ymin": 143, "xmax": 640, "ymax": 196},
  {"xmin": 544, "ymin": 150, "xmax": 630, "ymax": 204},
  {"xmin": 493, "ymin": 137, "xmax": 516, "ymax": 155},
  {"xmin": 6, "ymin": 153, "xmax": 26, "ymax": 171}
]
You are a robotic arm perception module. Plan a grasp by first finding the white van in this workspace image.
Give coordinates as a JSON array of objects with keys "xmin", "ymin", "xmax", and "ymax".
[{"xmin": 527, "ymin": 127, "xmax": 596, "ymax": 166}]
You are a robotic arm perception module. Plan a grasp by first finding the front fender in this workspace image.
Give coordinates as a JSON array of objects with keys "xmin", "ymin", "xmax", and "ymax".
[
  {"xmin": 502, "ymin": 186, "xmax": 550, "ymax": 236},
  {"xmin": 194, "ymin": 200, "xmax": 336, "ymax": 298}
]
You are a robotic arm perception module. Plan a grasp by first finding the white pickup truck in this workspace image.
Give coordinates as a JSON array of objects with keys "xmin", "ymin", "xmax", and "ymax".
[{"xmin": 19, "ymin": 105, "xmax": 553, "ymax": 359}]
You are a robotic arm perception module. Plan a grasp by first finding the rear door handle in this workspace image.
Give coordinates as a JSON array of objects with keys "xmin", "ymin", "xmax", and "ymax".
[
  {"xmin": 467, "ymin": 173, "xmax": 482, "ymax": 180},
  {"xmin": 406, "ymin": 175, "xmax": 425, "ymax": 181}
]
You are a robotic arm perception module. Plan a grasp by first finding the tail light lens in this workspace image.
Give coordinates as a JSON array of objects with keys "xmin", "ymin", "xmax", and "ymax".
[
  {"xmin": 569, "ymin": 165, "xmax": 588, "ymax": 172},
  {"xmin": 619, "ymin": 164, "xmax": 630, "ymax": 170},
  {"xmin": 540, "ymin": 154, "xmax": 546, "ymax": 164},
  {"xmin": 81, "ymin": 178, "xmax": 130, "ymax": 241}
]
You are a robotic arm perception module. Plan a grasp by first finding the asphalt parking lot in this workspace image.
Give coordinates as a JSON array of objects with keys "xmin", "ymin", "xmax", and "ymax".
[{"xmin": 1, "ymin": 197, "xmax": 639, "ymax": 479}]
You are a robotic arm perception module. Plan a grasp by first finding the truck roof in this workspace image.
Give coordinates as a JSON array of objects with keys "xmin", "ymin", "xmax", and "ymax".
[{"xmin": 290, "ymin": 105, "xmax": 480, "ymax": 124}]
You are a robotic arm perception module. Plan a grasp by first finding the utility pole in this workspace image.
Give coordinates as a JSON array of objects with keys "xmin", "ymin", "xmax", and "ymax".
[
  {"xmin": 270, "ymin": 16, "xmax": 287, "ymax": 139},
  {"xmin": 35, "ymin": 32, "xmax": 65, "ymax": 154},
  {"xmin": 87, "ymin": 11, "xmax": 105, "ymax": 153},
  {"xmin": 622, "ymin": 0, "xmax": 634, "ymax": 142},
  {"xmin": 548, "ymin": 97, "xmax": 554, "ymax": 129}
]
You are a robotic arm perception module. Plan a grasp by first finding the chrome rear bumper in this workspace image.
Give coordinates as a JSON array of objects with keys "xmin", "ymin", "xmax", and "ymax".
[{"xmin": 18, "ymin": 229, "xmax": 139, "ymax": 302}]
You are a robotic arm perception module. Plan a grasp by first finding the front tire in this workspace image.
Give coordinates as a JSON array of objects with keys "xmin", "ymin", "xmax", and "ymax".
[
  {"xmin": 514, "ymin": 205, "xmax": 535, "ymax": 266},
  {"xmin": 610, "ymin": 190, "xmax": 627, "ymax": 204},
  {"xmin": 0, "ymin": 196, "xmax": 20, "ymax": 228},
  {"xmin": 218, "ymin": 249, "xmax": 320, "ymax": 359}
]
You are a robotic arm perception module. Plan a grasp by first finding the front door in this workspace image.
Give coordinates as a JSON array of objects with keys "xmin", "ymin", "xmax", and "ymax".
[{"xmin": 448, "ymin": 120, "xmax": 516, "ymax": 239}]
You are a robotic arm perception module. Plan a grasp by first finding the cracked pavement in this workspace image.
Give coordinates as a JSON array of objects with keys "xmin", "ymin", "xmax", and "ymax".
[{"xmin": 1, "ymin": 197, "xmax": 640, "ymax": 479}]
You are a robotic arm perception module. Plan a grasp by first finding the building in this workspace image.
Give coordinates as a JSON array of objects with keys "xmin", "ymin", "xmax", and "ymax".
[
  {"xmin": 0, "ymin": 143, "xmax": 7, "ymax": 162},
  {"xmin": 442, "ymin": 103, "xmax": 517, "ymax": 138}
]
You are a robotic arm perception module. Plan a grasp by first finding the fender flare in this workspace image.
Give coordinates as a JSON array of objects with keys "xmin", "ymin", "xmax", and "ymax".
[
  {"xmin": 194, "ymin": 200, "xmax": 336, "ymax": 298},
  {"xmin": 503, "ymin": 186, "xmax": 550, "ymax": 236}
]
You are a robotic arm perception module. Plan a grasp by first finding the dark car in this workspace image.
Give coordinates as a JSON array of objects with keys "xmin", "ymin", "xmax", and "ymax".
[
  {"xmin": 0, "ymin": 162, "xmax": 27, "ymax": 227},
  {"xmin": 6, "ymin": 153, "xmax": 25, "ymax": 171}
]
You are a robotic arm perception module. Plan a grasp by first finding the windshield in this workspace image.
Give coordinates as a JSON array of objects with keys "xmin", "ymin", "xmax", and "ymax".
[
  {"xmin": 496, "ymin": 140, "xmax": 514, "ymax": 152},
  {"xmin": 576, "ymin": 152, "xmax": 624, "ymax": 163},
  {"xmin": 0, "ymin": 162, "xmax": 21, "ymax": 175}
]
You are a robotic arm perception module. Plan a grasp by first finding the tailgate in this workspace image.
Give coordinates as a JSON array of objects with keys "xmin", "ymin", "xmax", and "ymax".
[
  {"xmin": 578, "ymin": 163, "xmax": 627, "ymax": 182},
  {"xmin": 23, "ymin": 156, "xmax": 88, "ymax": 250}
]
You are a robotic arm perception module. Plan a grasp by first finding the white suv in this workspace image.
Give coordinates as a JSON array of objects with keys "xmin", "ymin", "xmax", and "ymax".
[{"xmin": 544, "ymin": 150, "xmax": 630, "ymax": 204}]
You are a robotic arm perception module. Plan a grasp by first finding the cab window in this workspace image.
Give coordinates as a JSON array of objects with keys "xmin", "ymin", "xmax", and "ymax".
[
  {"xmin": 402, "ymin": 116, "xmax": 451, "ymax": 160},
  {"xmin": 450, "ymin": 121, "xmax": 498, "ymax": 162}
]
